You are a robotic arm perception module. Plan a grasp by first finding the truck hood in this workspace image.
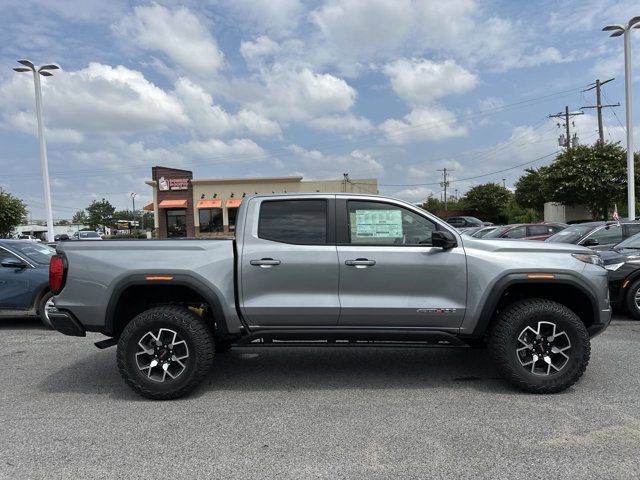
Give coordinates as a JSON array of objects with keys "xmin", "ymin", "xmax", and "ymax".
[{"xmin": 461, "ymin": 236, "xmax": 594, "ymax": 255}]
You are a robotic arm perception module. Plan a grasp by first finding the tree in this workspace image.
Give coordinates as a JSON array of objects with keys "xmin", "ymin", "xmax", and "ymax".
[
  {"xmin": 543, "ymin": 142, "xmax": 640, "ymax": 220},
  {"xmin": 463, "ymin": 183, "xmax": 513, "ymax": 223},
  {"xmin": 72, "ymin": 210, "xmax": 88, "ymax": 224},
  {"xmin": 0, "ymin": 190, "xmax": 27, "ymax": 237},
  {"xmin": 419, "ymin": 194, "xmax": 464, "ymax": 214},
  {"xmin": 514, "ymin": 167, "xmax": 550, "ymax": 215},
  {"xmin": 86, "ymin": 199, "xmax": 115, "ymax": 230}
]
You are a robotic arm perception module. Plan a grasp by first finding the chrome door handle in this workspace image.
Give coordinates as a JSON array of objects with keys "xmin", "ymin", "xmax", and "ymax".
[
  {"xmin": 345, "ymin": 258, "xmax": 376, "ymax": 268},
  {"xmin": 250, "ymin": 258, "xmax": 281, "ymax": 268}
]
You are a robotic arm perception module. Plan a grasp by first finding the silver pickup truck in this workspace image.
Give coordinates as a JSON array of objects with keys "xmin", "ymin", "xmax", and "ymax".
[{"xmin": 48, "ymin": 194, "xmax": 611, "ymax": 399}]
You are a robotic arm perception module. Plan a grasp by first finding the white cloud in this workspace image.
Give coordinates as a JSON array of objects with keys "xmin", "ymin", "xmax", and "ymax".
[
  {"xmin": 0, "ymin": 63, "xmax": 188, "ymax": 139},
  {"xmin": 380, "ymin": 106, "xmax": 467, "ymax": 144},
  {"xmin": 240, "ymin": 36, "xmax": 280, "ymax": 66},
  {"xmin": 250, "ymin": 65, "xmax": 357, "ymax": 121},
  {"xmin": 287, "ymin": 144, "xmax": 383, "ymax": 179},
  {"xmin": 173, "ymin": 77, "xmax": 281, "ymax": 137},
  {"xmin": 114, "ymin": 4, "xmax": 224, "ymax": 76},
  {"xmin": 391, "ymin": 186, "xmax": 436, "ymax": 204},
  {"xmin": 384, "ymin": 58, "xmax": 477, "ymax": 104},
  {"xmin": 307, "ymin": 113, "xmax": 373, "ymax": 135},
  {"xmin": 220, "ymin": 0, "xmax": 304, "ymax": 37},
  {"xmin": 181, "ymin": 138, "xmax": 266, "ymax": 161}
]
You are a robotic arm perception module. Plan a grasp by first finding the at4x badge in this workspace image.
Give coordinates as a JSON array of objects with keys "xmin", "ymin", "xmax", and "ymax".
[{"xmin": 417, "ymin": 308, "xmax": 458, "ymax": 314}]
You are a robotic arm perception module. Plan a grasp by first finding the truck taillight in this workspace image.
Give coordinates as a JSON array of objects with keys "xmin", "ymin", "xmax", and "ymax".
[{"xmin": 49, "ymin": 254, "xmax": 66, "ymax": 294}]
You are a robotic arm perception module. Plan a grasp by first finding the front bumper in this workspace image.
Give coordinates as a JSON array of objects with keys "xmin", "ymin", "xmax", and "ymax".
[{"xmin": 48, "ymin": 308, "xmax": 86, "ymax": 337}]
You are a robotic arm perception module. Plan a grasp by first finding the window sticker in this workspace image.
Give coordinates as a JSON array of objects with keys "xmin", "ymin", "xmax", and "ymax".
[{"xmin": 355, "ymin": 209, "xmax": 403, "ymax": 237}]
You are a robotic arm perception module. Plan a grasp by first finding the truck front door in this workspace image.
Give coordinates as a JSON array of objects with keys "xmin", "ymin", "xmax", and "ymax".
[
  {"xmin": 240, "ymin": 197, "xmax": 340, "ymax": 327},
  {"xmin": 336, "ymin": 199, "xmax": 467, "ymax": 328}
]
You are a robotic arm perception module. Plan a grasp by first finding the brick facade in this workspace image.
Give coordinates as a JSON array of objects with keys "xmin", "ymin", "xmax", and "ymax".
[{"xmin": 152, "ymin": 166, "xmax": 195, "ymax": 238}]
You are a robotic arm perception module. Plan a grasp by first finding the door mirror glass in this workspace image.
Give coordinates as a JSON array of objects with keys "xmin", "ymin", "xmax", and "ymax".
[
  {"xmin": 1, "ymin": 257, "xmax": 26, "ymax": 268},
  {"xmin": 432, "ymin": 231, "xmax": 457, "ymax": 249}
]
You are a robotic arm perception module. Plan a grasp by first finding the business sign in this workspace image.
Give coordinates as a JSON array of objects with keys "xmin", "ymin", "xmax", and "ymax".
[{"xmin": 158, "ymin": 177, "xmax": 189, "ymax": 191}]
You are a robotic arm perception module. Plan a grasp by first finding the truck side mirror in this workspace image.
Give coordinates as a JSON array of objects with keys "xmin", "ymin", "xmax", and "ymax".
[{"xmin": 432, "ymin": 231, "xmax": 457, "ymax": 250}]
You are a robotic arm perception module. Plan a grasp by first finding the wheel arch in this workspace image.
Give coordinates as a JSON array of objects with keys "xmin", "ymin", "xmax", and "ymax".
[
  {"xmin": 470, "ymin": 274, "xmax": 599, "ymax": 338},
  {"xmin": 105, "ymin": 274, "xmax": 228, "ymax": 338}
]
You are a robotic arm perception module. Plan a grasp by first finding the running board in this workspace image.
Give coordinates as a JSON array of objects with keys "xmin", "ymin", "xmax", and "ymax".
[
  {"xmin": 94, "ymin": 337, "xmax": 118, "ymax": 349},
  {"xmin": 235, "ymin": 329, "xmax": 466, "ymax": 348}
]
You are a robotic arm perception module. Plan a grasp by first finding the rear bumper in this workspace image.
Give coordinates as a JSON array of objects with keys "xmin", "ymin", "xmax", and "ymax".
[{"xmin": 48, "ymin": 308, "xmax": 86, "ymax": 337}]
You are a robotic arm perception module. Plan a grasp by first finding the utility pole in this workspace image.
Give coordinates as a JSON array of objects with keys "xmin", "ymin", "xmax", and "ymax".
[
  {"xmin": 502, "ymin": 178, "xmax": 506, "ymax": 188},
  {"xmin": 580, "ymin": 78, "xmax": 619, "ymax": 143},
  {"xmin": 549, "ymin": 106, "xmax": 583, "ymax": 149},
  {"xmin": 437, "ymin": 168, "xmax": 453, "ymax": 210}
]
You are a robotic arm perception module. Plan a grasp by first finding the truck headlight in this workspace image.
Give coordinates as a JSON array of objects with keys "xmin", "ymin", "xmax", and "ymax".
[
  {"xmin": 572, "ymin": 253, "xmax": 604, "ymax": 267},
  {"xmin": 604, "ymin": 262, "xmax": 625, "ymax": 271}
]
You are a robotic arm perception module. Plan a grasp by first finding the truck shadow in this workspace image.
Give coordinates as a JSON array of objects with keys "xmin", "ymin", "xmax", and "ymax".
[{"xmin": 39, "ymin": 346, "xmax": 521, "ymax": 400}]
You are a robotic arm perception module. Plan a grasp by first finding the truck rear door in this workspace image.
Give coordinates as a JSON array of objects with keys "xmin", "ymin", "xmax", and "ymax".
[
  {"xmin": 239, "ymin": 196, "xmax": 340, "ymax": 326},
  {"xmin": 335, "ymin": 198, "xmax": 467, "ymax": 328}
]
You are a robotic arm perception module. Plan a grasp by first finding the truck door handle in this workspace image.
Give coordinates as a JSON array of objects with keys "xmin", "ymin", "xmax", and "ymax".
[
  {"xmin": 345, "ymin": 258, "xmax": 376, "ymax": 268},
  {"xmin": 250, "ymin": 258, "xmax": 281, "ymax": 268}
]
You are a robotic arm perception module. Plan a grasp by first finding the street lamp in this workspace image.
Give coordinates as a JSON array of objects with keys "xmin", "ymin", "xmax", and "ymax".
[
  {"xmin": 13, "ymin": 60, "xmax": 59, "ymax": 241},
  {"xmin": 603, "ymin": 17, "xmax": 640, "ymax": 220},
  {"xmin": 131, "ymin": 192, "xmax": 137, "ymax": 231}
]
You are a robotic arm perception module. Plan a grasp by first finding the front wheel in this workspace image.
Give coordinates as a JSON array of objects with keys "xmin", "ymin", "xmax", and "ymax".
[
  {"xmin": 488, "ymin": 299, "xmax": 590, "ymax": 394},
  {"xmin": 117, "ymin": 306, "xmax": 214, "ymax": 400},
  {"xmin": 624, "ymin": 280, "xmax": 640, "ymax": 320}
]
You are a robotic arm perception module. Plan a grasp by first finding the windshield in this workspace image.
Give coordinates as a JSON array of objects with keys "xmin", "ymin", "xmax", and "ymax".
[
  {"xmin": 12, "ymin": 243, "xmax": 55, "ymax": 265},
  {"xmin": 483, "ymin": 226, "xmax": 512, "ymax": 238},
  {"xmin": 79, "ymin": 231, "xmax": 100, "ymax": 238},
  {"xmin": 546, "ymin": 224, "xmax": 595, "ymax": 243},
  {"xmin": 616, "ymin": 232, "xmax": 640, "ymax": 249},
  {"xmin": 472, "ymin": 226, "xmax": 499, "ymax": 238}
]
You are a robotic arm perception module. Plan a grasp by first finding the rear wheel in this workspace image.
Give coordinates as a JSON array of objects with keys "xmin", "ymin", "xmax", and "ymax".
[
  {"xmin": 488, "ymin": 299, "xmax": 590, "ymax": 394},
  {"xmin": 36, "ymin": 291, "xmax": 54, "ymax": 328},
  {"xmin": 624, "ymin": 280, "xmax": 640, "ymax": 320},
  {"xmin": 117, "ymin": 306, "xmax": 214, "ymax": 400}
]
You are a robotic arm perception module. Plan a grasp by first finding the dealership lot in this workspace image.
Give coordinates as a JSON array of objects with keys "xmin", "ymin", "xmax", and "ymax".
[{"xmin": 1, "ymin": 316, "xmax": 639, "ymax": 479}]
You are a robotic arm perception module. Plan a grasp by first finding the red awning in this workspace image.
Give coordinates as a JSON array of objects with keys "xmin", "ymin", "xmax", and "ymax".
[
  {"xmin": 226, "ymin": 198, "xmax": 242, "ymax": 208},
  {"xmin": 143, "ymin": 203, "xmax": 154, "ymax": 211},
  {"xmin": 158, "ymin": 199, "xmax": 187, "ymax": 208},
  {"xmin": 196, "ymin": 199, "xmax": 222, "ymax": 208}
]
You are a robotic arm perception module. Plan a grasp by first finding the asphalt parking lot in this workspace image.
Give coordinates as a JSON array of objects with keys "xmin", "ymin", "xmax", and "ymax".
[{"xmin": 1, "ymin": 316, "xmax": 640, "ymax": 479}]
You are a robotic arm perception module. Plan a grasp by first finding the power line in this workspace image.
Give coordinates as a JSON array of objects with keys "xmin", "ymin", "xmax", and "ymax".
[{"xmin": 364, "ymin": 151, "xmax": 559, "ymax": 187}]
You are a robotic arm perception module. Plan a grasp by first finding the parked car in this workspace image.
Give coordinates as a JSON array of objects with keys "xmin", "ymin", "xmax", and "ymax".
[
  {"xmin": 598, "ymin": 233, "xmax": 640, "ymax": 319},
  {"xmin": 47, "ymin": 193, "xmax": 610, "ymax": 400},
  {"xmin": 467, "ymin": 225, "xmax": 501, "ymax": 238},
  {"xmin": 445, "ymin": 216, "xmax": 485, "ymax": 228},
  {"xmin": 15, "ymin": 234, "xmax": 42, "ymax": 242},
  {"xmin": 73, "ymin": 231, "xmax": 103, "ymax": 240},
  {"xmin": 54, "ymin": 234, "xmax": 70, "ymax": 242},
  {"xmin": 546, "ymin": 221, "xmax": 640, "ymax": 251},
  {"xmin": 0, "ymin": 240, "xmax": 55, "ymax": 326},
  {"xmin": 483, "ymin": 223, "xmax": 567, "ymax": 241}
]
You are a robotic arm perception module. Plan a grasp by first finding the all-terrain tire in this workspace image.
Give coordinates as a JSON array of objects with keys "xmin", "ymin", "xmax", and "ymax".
[
  {"xmin": 624, "ymin": 280, "xmax": 640, "ymax": 320},
  {"xmin": 488, "ymin": 299, "xmax": 590, "ymax": 394},
  {"xmin": 117, "ymin": 306, "xmax": 214, "ymax": 400},
  {"xmin": 36, "ymin": 290, "xmax": 54, "ymax": 328}
]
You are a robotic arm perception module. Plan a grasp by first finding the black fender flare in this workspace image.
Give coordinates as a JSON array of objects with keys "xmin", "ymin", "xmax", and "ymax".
[
  {"xmin": 467, "ymin": 272, "xmax": 600, "ymax": 338},
  {"xmin": 104, "ymin": 273, "xmax": 228, "ymax": 337}
]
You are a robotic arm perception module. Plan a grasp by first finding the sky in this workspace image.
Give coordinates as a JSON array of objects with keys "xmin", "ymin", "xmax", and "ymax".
[{"xmin": 1, "ymin": 0, "xmax": 639, "ymax": 219}]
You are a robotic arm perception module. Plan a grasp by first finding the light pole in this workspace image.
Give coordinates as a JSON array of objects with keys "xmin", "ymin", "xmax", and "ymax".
[
  {"xmin": 131, "ymin": 192, "xmax": 137, "ymax": 231},
  {"xmin": 603, "ymin": 17, "xmax": 640, "ymax": 220},
  {"xmin": 13, "ymin": 60, "xmax": 59, "ymax": 241}
]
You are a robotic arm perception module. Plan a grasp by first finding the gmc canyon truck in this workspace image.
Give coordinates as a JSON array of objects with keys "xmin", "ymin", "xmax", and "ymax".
[{"xmin": 47, "ymin": 194, "xmax": 611, "ymax": 400}]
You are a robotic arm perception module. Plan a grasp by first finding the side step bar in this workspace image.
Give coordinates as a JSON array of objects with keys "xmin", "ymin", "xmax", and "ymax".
[{"xmin": 235, "ymin": 329, "xmax": 467, "ymax": 348}]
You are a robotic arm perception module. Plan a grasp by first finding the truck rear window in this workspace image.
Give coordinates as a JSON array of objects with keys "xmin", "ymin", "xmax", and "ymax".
[{"xmin": 258, "ymin": 200, "xmax": 328, "ymax": 245}]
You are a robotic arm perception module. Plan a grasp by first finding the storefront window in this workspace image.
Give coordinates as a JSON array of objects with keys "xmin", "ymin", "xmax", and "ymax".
[
  {"xmin": 166, "ymin": 209, "xmax": 187, "ymax": 238},
  {"xmin": 228, "ymin": 208, "xmax": 238, "ymax": 232},
  {"xmin": 199, "ymin": 208, "xmax": 223, "ymax": 233}
]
